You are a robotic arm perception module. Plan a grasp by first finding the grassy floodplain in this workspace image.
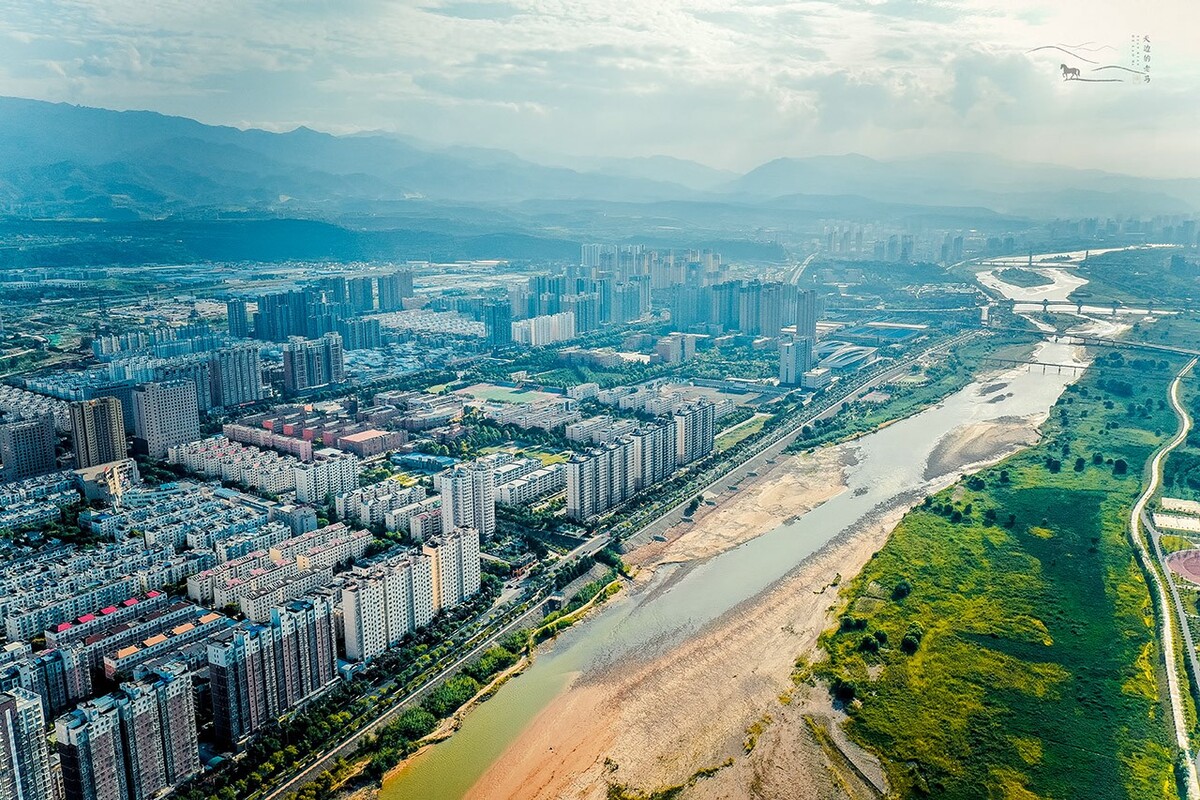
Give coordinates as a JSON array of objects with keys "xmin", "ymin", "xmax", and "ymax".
[
  {"xmin": 995, "ymin": 267, "xmax": 1055, "ymax": 288},
  {"xmin": 819, "ymin": 347, "xmax": 1191, "ymax": 799}
]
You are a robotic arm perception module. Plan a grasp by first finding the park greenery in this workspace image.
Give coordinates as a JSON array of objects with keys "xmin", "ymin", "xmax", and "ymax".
[
  {"xmin": 818, "ymin": 347, "xmax": 1188, "ymax": 799},
  {"xmin": 1070, "ymin": 247, "xmax": 1195, "ymax": 306},
  {"xmin": 1162, "ymin": 381, "xmax": 1200, "ymax": 499}
]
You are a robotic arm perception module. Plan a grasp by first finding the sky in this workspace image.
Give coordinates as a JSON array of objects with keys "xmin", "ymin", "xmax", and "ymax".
[{"xmin": 0, "ymin": 0, "xmax": 1197, "ymax": 176}]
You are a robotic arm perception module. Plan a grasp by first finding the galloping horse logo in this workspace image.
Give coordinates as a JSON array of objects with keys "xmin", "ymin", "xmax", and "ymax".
[{"xmin": 1024, "ymin": 44, "xmax": 1142, "ymax": 83}]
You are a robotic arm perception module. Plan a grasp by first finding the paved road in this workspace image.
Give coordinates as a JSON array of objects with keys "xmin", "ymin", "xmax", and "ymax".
[
  {"xmin": 261, "ymin": 599, "xmax": 550, "ymax": 800},
  {"xmin": 621, "ymin": 331, "xmax": 979, "ymax": 550},
  {"xmin": 260, "ymin": 330, "xmax": 977, "ymax": 799},
  {"xmin": 1129, "ymin": 357, "xmax": 1199, "ymax": 800}
]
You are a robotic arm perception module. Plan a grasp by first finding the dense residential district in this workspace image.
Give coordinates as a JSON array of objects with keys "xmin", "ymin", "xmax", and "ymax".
[
  {"xmin": 2, "ymin": 232, "xmax": 1190, "ymax": 800},
  {"xmin": 0, "ymin": 244, "xmax": 852, "ymax": 800}
]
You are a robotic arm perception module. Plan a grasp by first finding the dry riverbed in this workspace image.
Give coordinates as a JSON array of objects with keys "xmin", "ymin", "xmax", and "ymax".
[{"xmin": 462, "ymin": 405, "xmax": 1053, "ymax": 800}]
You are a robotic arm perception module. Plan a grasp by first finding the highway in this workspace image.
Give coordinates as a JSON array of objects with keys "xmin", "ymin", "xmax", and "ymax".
[
  {"xmin": 787, "ymin": 253, "xmax": 818, "ymax": 285},
  {"xmin": 1129, "ymin": 357, "xmax": 1200, "ymax": 800}
]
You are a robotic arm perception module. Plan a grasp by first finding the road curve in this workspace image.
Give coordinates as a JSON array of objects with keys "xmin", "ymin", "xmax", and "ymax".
[{"xmin": 1130, "ymin": 357, "xmax": 1199, "ymax": 799}]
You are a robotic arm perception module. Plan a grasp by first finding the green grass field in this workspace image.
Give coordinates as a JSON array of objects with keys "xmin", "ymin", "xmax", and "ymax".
[
  {"xmin": 820, "ymin": 350, "xmax": 1189, "ymax": 799},
  {"xmin": 715, "ymin": 413, "xmax": 772, "ymax": 452},
  {"xmin": 455, "ymin": 383, "xmax": 560, "ymax": 405}
]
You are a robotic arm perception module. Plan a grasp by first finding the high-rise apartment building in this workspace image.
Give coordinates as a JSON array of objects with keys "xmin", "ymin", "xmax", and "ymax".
[
  {"xmin": 342, "ymin": 553, "xmax": 437, "ymax": 662},
  {"xmin": 209, "ymin": 343, "xmax": 263, "ymax": 408},
  {"xmin": 56, "ymin": 663, "xmax": 199, "ymax": 800},
  {"xmin": 70, "ymin": 397, "xmax": 126, "ymax": 469},
  {"xmin": 341, "ymin": 570, "xmax": 387, "ymax": 663},
  {"xmin": 208, "ymin": 593, "xmax": 338, "ymax": 746},
  {"xmin": 0, "ymin": 645, "xmax": 92, "ymax": 719},
  {"xmin": 566, "ymin": 439, "xmax": 636, "ymax": 522},
  {"xmin": 253, "ymin": 290, "xmax": 313, "ymax": 342},
  {"xmin": 347, "ymin": 277, "xmax": 375, "ymax": 314},
  {"xmin": 226, "ymin": 298, "xmax": 251, "ymax": 339},
  {"xmin": 270, "ymin": 595, "xmax": 338, "ymax": 712},
  {"xmin": 629, "ymin": 420, "xmax": 676, "ymax": 490},
  {"xmin": 377, "ymin": 271, "xmax": 414, "ymax": 312},
  {"xmin": 336, "ymin": 317, "xmax": 382, "ymax": 351},
  {"xmin": 435, "ymin": 459, "xmax": 496, "ymax": 538},
  {"xmin": 293, "ymin": 448, "xmax": 360, "ymax": 504},
  {"xmin": 0, "ymin": 414, "xmax": 57, "ymax": 481},
  {"xmin": 795, "ymin": 289, "xmax": 821, "ymax": 340},
  {"xmin": 779, "ymin": 336, "xmax": 814, "ymax": 386},
  {"xmin": 483, "ymin": 300, "xmax": 513, "ymax": 349},
  {"xmin": 423, "ymin": 528, "xmax": 481, "ymax": 612},
  {"xmin": 282, "ymin": 334, "xmax": 345, "ymax": 394},
  {"xmin": 673, "ymin": 400, "xmax": 715, "ymax": 467},
  {"xmin": 207, "ymin": 622, "xmax": 277, "ymax": 747},
  {"xmin": 0, "ymin": 688, "xmax": 54, "ymax": 800},
  {"xmin": 153, "ymin": 359, "xmax": 213, "ymax": 414},
  {"xmin": 133, "ymin": 380, "xmax": 201, "ymax": 460}
]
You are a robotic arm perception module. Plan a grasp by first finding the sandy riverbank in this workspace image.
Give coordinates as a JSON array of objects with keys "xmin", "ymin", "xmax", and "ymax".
[
  {"xmin": 630, "ymin": 444, "xmax": 851, "ymax": 569},
  {"xmin": 463, "ymin": 408, "xmax": 1048, "ymax": 800}
]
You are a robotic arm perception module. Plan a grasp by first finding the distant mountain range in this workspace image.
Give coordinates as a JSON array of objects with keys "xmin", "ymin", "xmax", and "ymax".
[{"xmin": 0, "ymin": 96, "xmax": 1196, "ymax": 265}]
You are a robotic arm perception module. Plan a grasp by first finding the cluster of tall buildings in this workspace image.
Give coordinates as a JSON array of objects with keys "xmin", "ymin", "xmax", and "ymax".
[
  {"xmin": 0, "ymin": 474, "xmax": 486, "ymax": 798},
  {"xmin": 666, "ymin": 280, "xmax": 821, "ymax": 338},
  {"xmin": 566, "ymin": 400, "xmax": 715, "ymax": 521},
  {"xmin": 57, "ymin": 663, "xmax": 199, "ymax": 800},
  {"xmin": 342, "ymin": 529, "xmax": 480, "ymax": 663},
  {"xmin": 507, "ymin": 272, "xmax": 650, "ymax": 333},
  {"xmin": 208, "ymin": 593, "xmax": 338, "ymax": 746},
  {"xmin": 25, "ymin": 342, "xmax": 263, "ymax": 419},
  {"xmin": 0, "ymin": 390, "xmax": 162, "ymax": 491},
  {"xmin": 233, "ymin": 270, "xmax": 413, "ymax": 345},
  {"xmin": 511, "ymin": 311, "xmax": 576, "ymax": 347}
]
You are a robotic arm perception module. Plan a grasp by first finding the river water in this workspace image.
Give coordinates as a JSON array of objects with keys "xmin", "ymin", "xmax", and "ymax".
[{"xmin": 382, "ymin": 333, "xmax": 1091, "ymax": 800}]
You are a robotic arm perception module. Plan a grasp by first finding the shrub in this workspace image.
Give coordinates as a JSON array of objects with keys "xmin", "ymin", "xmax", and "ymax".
[
  {"xmin": 1114, "ymin": 459, "xmax": 1128, "ymax": 475},
  {"xmin": 840, "ymin": 615, "xmax": 868, "ymax": 632},
  {"xmin": 391, "ymin": 708, "xmax": 437, "ymax": 741},
  {"xmin": 421, "ymin": 675, "xmax": 481, "ymax": 719},
  {"xmin": 892, "ymin": 579, "xmax": 912, "ymax": 600}
]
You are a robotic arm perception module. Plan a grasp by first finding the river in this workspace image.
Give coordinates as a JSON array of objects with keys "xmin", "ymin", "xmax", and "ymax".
[{"xmin": 382, "ymin": 330, "xmax": 1094, "ymax": 800}]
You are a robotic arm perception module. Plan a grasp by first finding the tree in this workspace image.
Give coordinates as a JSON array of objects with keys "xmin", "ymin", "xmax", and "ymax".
[
  {"xmin": 1074, "ymin": 457, "xmax": 1086, "ymax": 472},
  {"xmin": 1114, "ymin": 458, "xmax": 1128, "ymax": 475}
]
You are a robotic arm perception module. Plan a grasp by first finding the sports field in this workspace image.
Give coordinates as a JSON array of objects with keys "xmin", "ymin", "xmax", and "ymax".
[{"xmin": 454, "ymin": 382, "xmax": 560, "ymax": 405}]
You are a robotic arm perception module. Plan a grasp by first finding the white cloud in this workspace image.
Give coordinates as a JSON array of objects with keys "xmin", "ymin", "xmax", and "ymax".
[{"xmin": 0, "ymin": 0, "xmax": 1195, "ymax": 175}]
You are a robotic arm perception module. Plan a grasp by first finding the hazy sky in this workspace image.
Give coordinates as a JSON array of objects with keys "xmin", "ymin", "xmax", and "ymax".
[{"xmin": 0, "ymin": 0, "xmax": 1196, "ymax": 175}]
